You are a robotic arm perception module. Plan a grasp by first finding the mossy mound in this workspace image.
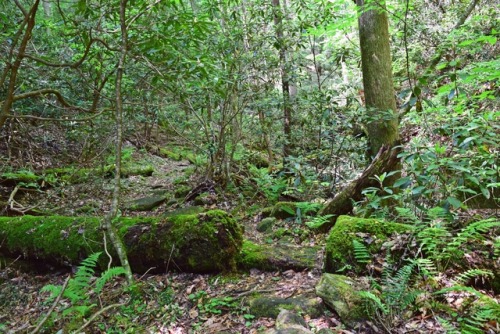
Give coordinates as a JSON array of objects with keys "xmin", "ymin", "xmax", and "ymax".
[
  {"xmin": 325, "ymin": 215, "xmax": 412, "ymax": 274},
  {"xmin": 237, "ymin": 240, "xmax": 318, "ymax": 271},
  {"xmin": 0, "ymin": 210, "xmax": 243, "ymax": 274}
]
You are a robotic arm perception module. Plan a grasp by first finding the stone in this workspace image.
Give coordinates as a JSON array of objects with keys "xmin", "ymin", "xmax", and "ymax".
[
  {"xmin": 315, "ymin": 273, "xmax": 368, "ymax": 327},
  {"xmin": 124, "ymin": 195, "xmax": 167, "ymax": 211},
  {"xmin": 257, "ymin": 217, "xmax": 277, "ymax": 233},
  {"xmin": 248, "ymin": 293, "xmax": 323, "ymax": 319},
  {"xmin": 324, "ymin": 215, "xmax": 411, "ymax": 274}
]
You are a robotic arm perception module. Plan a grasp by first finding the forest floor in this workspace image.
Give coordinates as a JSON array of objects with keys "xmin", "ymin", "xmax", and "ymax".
[{"xmin": 0, "ymin": 142, "xmax": 496, "ymax": 333}]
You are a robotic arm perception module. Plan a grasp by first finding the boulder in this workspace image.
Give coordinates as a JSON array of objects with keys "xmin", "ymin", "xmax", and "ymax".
[
  {"xmin": 124, "ymin": 194, "xmax": 168, "ymax": 211},
  {"xmin": 257, "ymin": 217, "xmax": 277, "ymax": 233},
  {"xmin": 237, "ymin": 241, "xmax": 319, "ymax": 271},
  {"xmin": 265, "ymin": 310, "xmax": 313, "ymax": 334},
  {"xmin": 315, "ymin": 273, "xmax": 369, "ymax": 327},
  {"xmin": 248, "ymin": 293, "xmax": 323, "ymax": 319},
  {"xmin": 325, "ymin": 215, "xmax": 411, "ymax": 274}
]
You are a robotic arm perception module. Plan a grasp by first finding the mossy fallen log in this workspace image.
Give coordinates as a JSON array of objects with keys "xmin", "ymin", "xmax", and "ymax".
[{"xmin": 0, "ymin": 210, "xmax": 243, "ymax": 274}]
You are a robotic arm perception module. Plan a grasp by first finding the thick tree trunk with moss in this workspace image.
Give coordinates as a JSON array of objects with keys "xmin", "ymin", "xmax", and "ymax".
[
  {"xmin": 357, "ymin": 0, "xmax": 399, "ymax": 157},
  {"xmin": 320, "ymin": 1, "xmax": 400, "ymax": 222},
  {"xmin": 0, "ymin": 210, "xmax": 243, "ymax": 274}
]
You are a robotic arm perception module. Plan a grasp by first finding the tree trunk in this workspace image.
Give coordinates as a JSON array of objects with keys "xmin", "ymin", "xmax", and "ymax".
[
  {"xmin": 272, "ymin": 0, "xmax": 292, "ymax": 161},
  {"xmin": 321, "ymin": 1, "xmax": 400, "ymax": 223},
  {"xmin": 357, "ymin": 0, "xmax": 399, "ymax": 157},
  {"xmin": 0, "ymin": 1, "xmax": 40, "ymax": 129},
  {"xmin": 318, "ymin": 145, "xmax": 401, "ymax": 227},
  {"xmin": 102, "ymin": 0, "xmax": 134, "ymax": 285}
]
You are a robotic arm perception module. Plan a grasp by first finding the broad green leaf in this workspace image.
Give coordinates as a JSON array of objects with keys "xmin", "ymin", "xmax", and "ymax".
[{"xmin": 447, "ymin": 197, "xmax": 462, "ymax": 209}]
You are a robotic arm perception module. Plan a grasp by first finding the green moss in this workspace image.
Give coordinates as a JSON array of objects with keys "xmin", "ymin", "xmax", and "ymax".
[
  {"xmin": 315, "ymin": 274, "xmax": 368, "ymax": 326},
  {"xmin": 237, "ymin": 240, "xmax": 269, "ymax": 270},
  {"xmin": 1, "ymin": 170, "xmax": 40, "ymax": 183},
  {"xmin": 325, "ymin": 215, "xmax": 412, "ymax": 274},
  {"xmin": 0, "ymin": 210, "xmax": 243, "ymax": 274}
]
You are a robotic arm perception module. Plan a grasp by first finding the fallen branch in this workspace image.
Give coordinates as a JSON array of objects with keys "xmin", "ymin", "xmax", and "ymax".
[
  {"xmin": 30, "ymin": 275, "xmax": 71, "ymax": 334},
  {"xmin": 318, "ymin": 144, "xmax": 401, "ymax": 229}
]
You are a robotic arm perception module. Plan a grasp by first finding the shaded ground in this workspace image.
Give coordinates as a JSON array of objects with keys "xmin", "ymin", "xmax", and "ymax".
[{"xmin": 0, "ymin": 143, "xmax": 498, "ymax": 333}]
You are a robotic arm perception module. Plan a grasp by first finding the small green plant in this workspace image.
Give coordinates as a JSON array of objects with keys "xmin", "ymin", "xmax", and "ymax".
[
  {"xmin": 435, "ymin": 281, "xmax": 500, "ymax": 334},
  {"xmin": 37, "ymin": 252, "xmax": 126, "ymax": 332},
  {"xmin": 352, "ymin": 239, "xmax": 371, "ymax": 264},
  {"xmin": 189, "ymin": 290, "xmax": 240, "ymax": 315},
  {"xmin": 305, "ymin": 214, "xmax": 335, "ymax": 230}
]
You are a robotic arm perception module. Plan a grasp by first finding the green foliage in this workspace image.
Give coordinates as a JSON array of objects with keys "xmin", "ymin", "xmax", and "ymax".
[
  {"xmin": 359, "ymin": 258, "xmax": 435, "ymax": 331},
  {"xmin": 188, "ymin": 290, "xmax": 241, "ymax": 316},
  {"xmin": 305, "ymin": 214, "xmax": 335, "ymax": 229},
  {"xmin": 416, "ymin": 217, "xmax": 499, "ymax": 270},
  {"xmin": 435, "ymin": 284, "xmax": 500, "ymax": 334},
  {"xmin": 39, "ymin": 252, "xmax": 126, "ymax": 329}
]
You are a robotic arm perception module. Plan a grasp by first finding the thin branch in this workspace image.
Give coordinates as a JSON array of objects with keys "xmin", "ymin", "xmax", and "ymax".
[
  {"xmin": 24, "ymin": 37, "xmax": 119, "ymax": 68},
  {"xmin": 74, "ymin": 302, "xmax": 126, "ymax": 333},
  {"xmin": 30, "ymin": 275, "xmax": 71, "ymax": 334}
]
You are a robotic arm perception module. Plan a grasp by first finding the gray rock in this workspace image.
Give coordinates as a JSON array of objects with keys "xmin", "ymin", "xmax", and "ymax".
[
  {"xmin": 248, "ymin": 293, "xmax": 323, "ymax": 319},
  {"xmin": 315, "ymin": 273, "xmax": 369, "ymax": 327},
  {"xmin": 124, "ymin": 195, "xmax": 167, "ymax": 211},
  {"xmin": 265, "ymin": 310, "xmax": 313, "ymax": 334}
]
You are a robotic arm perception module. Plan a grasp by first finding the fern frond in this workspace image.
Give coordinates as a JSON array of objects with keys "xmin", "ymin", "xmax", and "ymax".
[
  {"xmin": 80, "ymin": 252, "xmax": 102, "ymax": 269},
  {"xmin": 435, "ymin": 285, "xmax": 482, "ymax": 298},
  {"xmin": 95, "ymin": 266, "xmax": 127, "ymax": 293},
  {"xmin": 359, "ymin": 291, "xmax": 388, "ymax": 315},
  {"xmin": 352, "ymin": 239, "xmax": 371, "ymax": 264},
  {"xmin": 454, "ymin": 269, "xmax": 493, "ymax": 285},
  {"xmin": 413, "ymin": 258, "xmax": 437, "ymax": 277},
  {"xmin": 62, "ymin": 304, "xmax": 96, "ymax": 317},
  {"xmin": 436, "ymin": 316, "xmax": 460, "ymax": 334},
  {"xmin": 40, "ymin": 284, "xmax": 62, "ymax": 302}
]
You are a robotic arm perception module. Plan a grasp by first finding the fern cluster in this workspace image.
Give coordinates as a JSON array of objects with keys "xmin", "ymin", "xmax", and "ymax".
[
  {"xmin": 352, "ymin": 215, "xmax": 499, "ymax": 333},
  {"xmin": 358, "ymin": 257, "xmax": 436, "ymax": 331}
]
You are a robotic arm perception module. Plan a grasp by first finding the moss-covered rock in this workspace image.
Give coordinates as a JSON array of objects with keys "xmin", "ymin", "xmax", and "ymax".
[
  {"xmin": 256, "ymin": 217, "xmax": 277, "ymax": 233},
  {"xmin": 0, "ymin": 210, "xmax": 243, "ymax": 274},
  {"xmin": 315, "ymin": 274, "xmax": 369, "ymax": 327},
  {"xmin": 325, "ymin": 215, "xmax": 412, "ymax": 274},
  {"xmin": 247, "ymin": 293, "xmax": 323, "ymax": 318},
  {"xmin": 271, "ymin": 202, "xmax": 297, "ymax": 219},
  {"xmin": 174, "ymin": 185, "xmax": 191, "ymax": 198},
  {"xmin": 124, "ymin": 195, "xmax": 168, "ymax": 211},
  {"xmin": 264, "ymin": 309, "xmax": 313, "ymax": 334},
  {"xmin": 237, "ymin": 240, "xmax": 318, "ymax": 271}
]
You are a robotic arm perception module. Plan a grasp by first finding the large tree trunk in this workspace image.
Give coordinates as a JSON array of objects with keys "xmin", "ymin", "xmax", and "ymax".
[{"xmin": 357, "ymin": 0, "xmax": 399, "ymax": 157}]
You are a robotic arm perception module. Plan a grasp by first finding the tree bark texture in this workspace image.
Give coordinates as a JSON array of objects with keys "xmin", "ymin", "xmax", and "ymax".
[
  {"xmin": 356, "ymin": 0, "xmax": 399, "ymax": 157},
  {"xmin": 0, "ymin": 0, "xmax": 40, "ymax": 129},
  {"xmin": 272, "ymin": 0, "xmax": 292, "ymax": 160}
]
